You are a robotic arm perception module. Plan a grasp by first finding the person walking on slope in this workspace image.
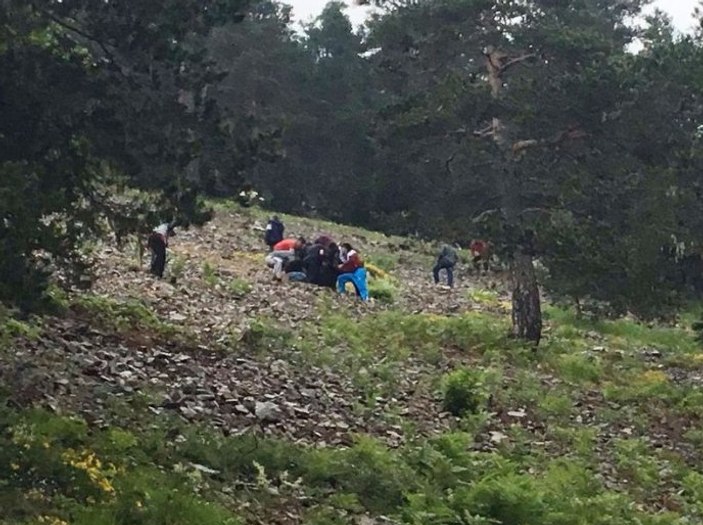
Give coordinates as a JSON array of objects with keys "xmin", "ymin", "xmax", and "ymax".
[
  {"xmin": 148, "ymin": 222, "xmax": 175, "ymax": 278},
  {"xmin": 433, "ymin": 243, "xmax": 458, "ymax": 288},
  {"xmin": 336, "ymin": 243, "xmax": 369, "ymax": 301},
  {"xmin": 264, "ymin": 215, "xmax": 284, "ymax": 251}
]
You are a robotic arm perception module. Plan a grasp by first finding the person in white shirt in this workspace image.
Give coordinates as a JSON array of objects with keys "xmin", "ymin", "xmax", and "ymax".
[{"xmin": 148, "ymin": 222, "xmax": 174, "ymax": 278}]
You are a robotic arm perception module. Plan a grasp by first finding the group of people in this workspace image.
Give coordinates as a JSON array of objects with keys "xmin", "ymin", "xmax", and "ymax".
[
  {"xmin": 146, "ymin": 214, "xmax": 490, "ymax": 299},
  {"xmin": 264, "ymin": 216, "xmax": 369, "ymax": 301},
  {"xmin": 432, "ymin": 239, "xmax": 492, "ymax": 288}
]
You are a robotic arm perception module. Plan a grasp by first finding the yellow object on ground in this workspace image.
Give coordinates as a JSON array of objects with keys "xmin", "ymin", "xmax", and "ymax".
[{"xmin": 365, "ymin": 263, "xmax": 389, "ymax": 280}]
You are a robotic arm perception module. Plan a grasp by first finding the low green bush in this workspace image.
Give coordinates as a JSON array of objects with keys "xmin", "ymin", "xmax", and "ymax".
[
  {"xmin": 228, "ymin": 277, "xmax": 252, "ymax": 298},
  {"xmin": 236, "ymin": 317, "xmax": 293, "ymax": 353},
  {"xmin": 442, "ymin": 368, "xmax": 488, "ymax": 417},
  {"xmin": 0, "ymin": 408, "xmax": 241, "ymax": 525},
  {"xmin": 201, "ymin": 262, "xmax": 219, "ymax": 287},
  {"xmin": 368, "ymin": 277, "xmax": 397, "ymax": 304},
  {"xmin": 71, "ymin": 295, "xmax": 179, "ymax": 338}
]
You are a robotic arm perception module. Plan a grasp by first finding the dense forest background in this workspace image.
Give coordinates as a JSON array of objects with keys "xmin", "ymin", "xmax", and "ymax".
[{"xmin": 3, "ymin": 0, "xmax": 703, "ymax": 328}]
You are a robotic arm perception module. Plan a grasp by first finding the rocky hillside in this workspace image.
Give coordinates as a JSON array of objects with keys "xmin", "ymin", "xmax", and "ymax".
[{"xmin": 2, "ymin": 203, "xmax": 703, "ymax": 525}]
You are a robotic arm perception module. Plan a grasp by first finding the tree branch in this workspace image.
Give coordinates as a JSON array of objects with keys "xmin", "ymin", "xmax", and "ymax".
[
  {"xmin": 473, "ymin": 123, "xmax": 495, "ymax": 138},
  {"xmin": 500, "ymin": 53, "xmax": 537, "ymax": 73},
  {"xmin": 30, "ymin": 3, "xmax": 129, "ymax": 81},
  {"xmin": 471, "ymin": 208, "xmax": 501, "ymax": 224},
  {"xmin": 445, "ymin": 152, "xmax": 456, "ymax": 175},
  {"xmin": 512, "ymin": 128, "xmax": 587, "ymax": 153},
  {"xmin": 519, "ymin": 207, "xmax": 553, "ymax": 217}
]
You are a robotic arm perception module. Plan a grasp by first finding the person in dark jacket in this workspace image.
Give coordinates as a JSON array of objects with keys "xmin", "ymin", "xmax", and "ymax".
[
  {"xmin": 313, "ymin": 234, "xmax": 335, "ymax": 249},
  {"xmin": 264, "ymin": 216, "xmax": 285, "ymax": 251},
  {"xmin": 316, "ymin": 243, "xmax": 340, "ymax": 289},
  {"xmin": 433, "ymin": 244, "xmax": 458, "ymax": 288},
  {"xmin": 303, "ymin": 243, "xmax": 327, "ymax": 285}
]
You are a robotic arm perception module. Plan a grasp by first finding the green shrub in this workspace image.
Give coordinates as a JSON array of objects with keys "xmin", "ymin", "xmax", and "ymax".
[
  {"xmin": 0, "ymin": 408, "xmax": 242, "ymax": 525},
  {"xmin": 555, "ymin": 353, "xmax": 602, "ymax": 384},
  {"xmin": 236, "ymin": 317, "xmax": 293, "ymax": 353},
  {"xmin": 228, "ymin": 278, "xmax": 252, "ymax": 298},
  {"xmin": 201, "ymin": 262, "xmax": 219, "ymax": 287},
  {"xmin": 304, "ymin": 438, "xmax": 415, "ymax": 514},
  {"xmin": 455, "ymin": 473, "xmax": 546, "ymax": 524},
  {"xmin": 366, "ymin": 253, "xmax": 398, "ymax": 272},
  {"xmin": 169, "ymin": 255, "xmax": 187, "ymax": 281},
  {"xmin": 368, "ymin": 277, "xmax": 397, "ymax": 304},
  {"xmin": 71, "ymin": 295, "xmax": 178, "ymax": 338},
  {"xmin": 538, "ymin": 392, "xmax": 573, "ymax": 419},
  {"xmin": 468, "ymin": 289, "xmax": 501, "ymax": 307},
  {"xmin": 442, "ymin": 368, "xmax": 487, "ymax": 417},
  {"xmin": 0, "ymin": 316, "xmax": 41, "ymax": 346},
  {"xmin": 72, "ymin": 470, "xmax": 241, "ymax": 525}
]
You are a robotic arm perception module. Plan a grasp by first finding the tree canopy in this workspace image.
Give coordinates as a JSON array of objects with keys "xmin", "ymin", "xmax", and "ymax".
[{"xmin": 3, "ymin": 0, "xmax": 703, "ymax": 338}]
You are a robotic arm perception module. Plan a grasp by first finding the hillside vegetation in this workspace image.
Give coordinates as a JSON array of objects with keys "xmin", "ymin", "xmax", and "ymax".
[{"xmin": 2, "ymin": 205, "xmax": 703, "ymax": 525}]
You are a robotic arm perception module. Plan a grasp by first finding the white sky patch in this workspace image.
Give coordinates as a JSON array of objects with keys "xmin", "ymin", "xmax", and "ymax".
[
  {"xmin": 284, "ymin": 0, "xmax": 700, "ymax": 33},
  {"xmin": 648, "ymin": 0, "xmax": 699, "ymax": 33},
  {"xmin": 285, "ymin": 0, "xmax": 374, "ymax": 29}
]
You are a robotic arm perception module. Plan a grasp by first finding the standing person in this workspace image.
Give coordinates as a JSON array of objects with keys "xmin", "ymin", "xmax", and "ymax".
[
  {"xmin": 469, "ymin": 239, "xmax": 491, "ymax": 274},
  {"xmin": 264, "ymin": 215, "xmax": 284, "ymax": 251},
  {"xmin": 433, "ymin": 244, "xmax": 458, "ymax": 288},
  {"xmin": 336, "ymin": 243, "xmax": 369, "ymax": 301},
  {"xmin": 148, "ymin": 222, "xmax": 175, "ymax": 278}
]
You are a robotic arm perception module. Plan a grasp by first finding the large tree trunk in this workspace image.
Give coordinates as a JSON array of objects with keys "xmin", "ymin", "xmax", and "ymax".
[
  {"xmin": 510, "ymin": 251, "xmax": 542, "ymax": 345},
  {"xmin": 483, "ymin": 47, "xmax": 543, "ymax": 345}
]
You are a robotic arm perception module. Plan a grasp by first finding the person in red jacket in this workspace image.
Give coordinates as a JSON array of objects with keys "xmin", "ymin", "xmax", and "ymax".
[
  {"xmin": 469, "ymin": 239, "xmax": 491, "ymax": 273},
  {"xmin": 265, "ymin": 237, "xmax": 306, "ymax": 280},
  {"xmin": 336, "ymin": 243, "xmax": 368, "ymax": 301},
  {"xmin": 272, "ymin": 238, "xmax": 299, "ymax": 252}
]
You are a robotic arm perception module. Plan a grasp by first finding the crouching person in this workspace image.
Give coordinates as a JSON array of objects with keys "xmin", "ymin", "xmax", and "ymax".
[
  {"xmin": 265, "ymin": 237, "xmax": 305, "ymax": 280},
  {"xmin": 336, "ymin": 243, "xmax": 368, "ymax": 301},
  {"xmin": 283, "ymin": 257, "xmax": 308, "ymax": 283},
  {"xmin": 316, "ymin": 243, "xmax": 340, "ymax": 289},
  {"xmin": 148, "ymin": 222, "xmax": 175, "ymax": 278}
]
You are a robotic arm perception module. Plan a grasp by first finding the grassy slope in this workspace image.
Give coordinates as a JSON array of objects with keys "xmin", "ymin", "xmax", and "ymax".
[{"xmin": 2, "ymin": 203, "xmax": 703, "ymax": 524}]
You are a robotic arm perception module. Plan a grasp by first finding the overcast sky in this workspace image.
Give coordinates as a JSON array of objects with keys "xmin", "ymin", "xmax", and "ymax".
[{"xmin": 286, "ymin": 0, "xmax": 700, "ymax": 33}]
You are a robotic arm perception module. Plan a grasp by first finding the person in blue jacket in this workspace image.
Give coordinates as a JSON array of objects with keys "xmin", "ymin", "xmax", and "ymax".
[{"xmin": 336, "ymin": 243, "xmax": 369, "ymax": 301}]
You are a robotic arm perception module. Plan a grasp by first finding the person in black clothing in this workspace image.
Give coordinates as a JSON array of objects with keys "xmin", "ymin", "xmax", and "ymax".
[
  {"xmin": 303, "ymin": 243, "xmax": 328, "ymax": 286},
  {"xmin": 316, "ymin": 242, "xmax": 340, "ymax": 289},
  {"xmin": 293, "ymin": 237, "xmax": 309, "ymax": 260},
  {"xmin": 264, "ymin": 216, "xmax": 285, "ymax": 251},
  {"xmin": 313, "ymin": 235, "xmax": 334, "ymax": 248},
  {"xmin": 148, "ymin": 222, "xmax": 175, "ymax": 278}
]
